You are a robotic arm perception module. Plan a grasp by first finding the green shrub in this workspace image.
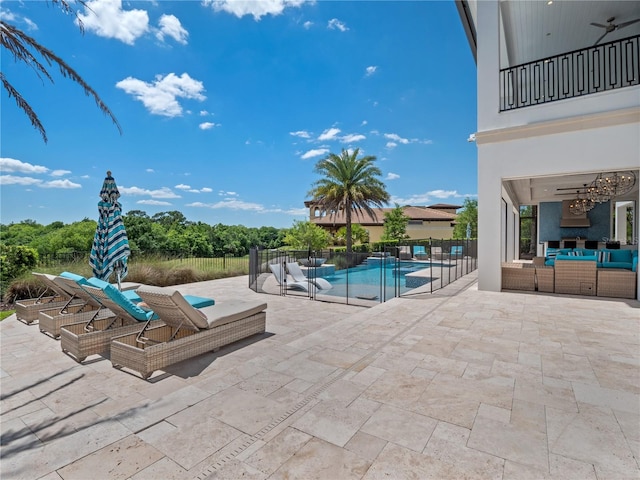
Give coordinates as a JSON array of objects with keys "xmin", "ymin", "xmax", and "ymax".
[{"xmin": 1, "ymin": 245, "xmax": 39, "ymax": 297}]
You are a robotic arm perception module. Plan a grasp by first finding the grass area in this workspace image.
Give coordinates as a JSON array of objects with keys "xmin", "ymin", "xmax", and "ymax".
[
  {"xmin": 0, "ymin": 310, "xmax": 15, "ymax": 321},
  {"xmin": 3, "ymin": 256, "xmax": 250, "ymax": 303}
]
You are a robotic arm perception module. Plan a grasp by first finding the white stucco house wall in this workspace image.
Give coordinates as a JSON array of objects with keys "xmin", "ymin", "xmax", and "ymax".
[{"xmin": 456, "ymin": 0, "xmax": 640, "ymax": 298}]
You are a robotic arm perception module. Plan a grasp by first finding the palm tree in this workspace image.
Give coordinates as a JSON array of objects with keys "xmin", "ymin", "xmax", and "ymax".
[
  {"xmin": 309, "ymin": 148, "xmax": 390, "ymax": 253},
  {"xmin": 0, "ymin": 0, "xmax": 121, "ymax": 143}
]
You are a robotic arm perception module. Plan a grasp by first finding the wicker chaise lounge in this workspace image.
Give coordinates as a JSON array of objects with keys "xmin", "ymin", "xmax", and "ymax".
[
  {"xmin": 60, "ymin": 278, "xmax": 214, "ymax": 363},
  {"xmin": 39, "ymin": 272, "xmax": 140, "ymax": 338},
  {"xmin": 110, "ymin": 285, "xmax": 267, "ymax": 379},
  {"xmin": 15, "ymin": 272, "xmax": 84, "ymax": 324}
]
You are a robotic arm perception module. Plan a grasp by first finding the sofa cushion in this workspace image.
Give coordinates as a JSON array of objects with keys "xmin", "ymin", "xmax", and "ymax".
[
  {"xmin": 600, "ymin": 262, "xmax": 633, "ymax": 269},
  {"xmin": 608, "ymin": 249, "xmax": 632, "ymax": 263},
  {"xmin": 556, "ymin": 254, "xmax": 597, "ymax": 262},
  {"xmin": 575, "ymin": 248, "xmax": 596, "ymax": 256},
  {"xmin": 567, "ymin": 250, "xmax": 583, "ymax": 256}
]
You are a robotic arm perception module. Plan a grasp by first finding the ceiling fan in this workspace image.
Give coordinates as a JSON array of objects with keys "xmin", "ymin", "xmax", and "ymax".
[{"xmin": 590, "ymin": 16, "xmax": 640, "ymax": 45}]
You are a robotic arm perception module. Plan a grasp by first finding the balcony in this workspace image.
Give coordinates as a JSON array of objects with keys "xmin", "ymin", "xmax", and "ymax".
[{"xmin": 499, "ymin": 35, "xmax": 639, "ymax": 112}]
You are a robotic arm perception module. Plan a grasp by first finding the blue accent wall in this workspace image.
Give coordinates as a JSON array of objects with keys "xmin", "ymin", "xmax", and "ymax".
[{"xmin": 539, "ymin": 201, "xmax": 610, "ymax": 242}]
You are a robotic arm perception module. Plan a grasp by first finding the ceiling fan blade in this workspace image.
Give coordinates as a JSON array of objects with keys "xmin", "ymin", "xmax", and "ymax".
[
  {"xmin": 594, "ymin": 31, "xmax": 609, "ymax": 45},
  {"xmin": 590, "ymin": 22, "xmax": 607, "ymax": 28},
  {"xmin": 617, "ymin": 18, "xmax": 640, "ymax": 29}
]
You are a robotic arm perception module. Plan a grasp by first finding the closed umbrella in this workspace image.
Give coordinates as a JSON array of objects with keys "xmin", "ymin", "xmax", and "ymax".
[{"xmin": 89, "ymin": 171, "xmax": 130, "ymax": 289}]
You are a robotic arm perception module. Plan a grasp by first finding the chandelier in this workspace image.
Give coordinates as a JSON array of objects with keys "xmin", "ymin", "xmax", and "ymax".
[
  {"xmin": 569, "ymin": 186, "xmax": 595, "ymax": 215},
  {"xmin": 590, "ymin": 171, "xmax": 636, "ymax": 201}
]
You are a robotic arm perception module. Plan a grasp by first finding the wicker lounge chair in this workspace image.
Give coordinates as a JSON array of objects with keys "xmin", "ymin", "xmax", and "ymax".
[
  {"xmin": 110, "ymin": 285, "xmax": 267, "ymax": 379},
  {"xmin": 286, "ymin": 262, "xmax": 332, "ymax": 290},
  {"xmin": 39, "ymin": 272, "xmax": 140, "ymax": 338},
  {"xmin": 59, "ymin": 278, "xmax": 214, "ymax": 363},
  {"xmin": 15, "ymin": 272, "xmax": 84, "ymax": 324}
]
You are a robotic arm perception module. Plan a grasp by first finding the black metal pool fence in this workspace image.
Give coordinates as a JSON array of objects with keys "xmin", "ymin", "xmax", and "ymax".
[{"xmin": 249, "ymin": 239, "xmax": 477, "ymax": 305}]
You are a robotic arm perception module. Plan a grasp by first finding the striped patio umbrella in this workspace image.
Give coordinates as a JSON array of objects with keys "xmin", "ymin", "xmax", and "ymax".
[{"xmin": 89, "ymin": 171, "xmax": 130, "ymax": 288}]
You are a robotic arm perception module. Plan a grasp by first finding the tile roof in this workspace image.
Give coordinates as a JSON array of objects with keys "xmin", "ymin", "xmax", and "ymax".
[{"xmin": 310, "ymin": 206, "xmax": 456, "ymax": 226}]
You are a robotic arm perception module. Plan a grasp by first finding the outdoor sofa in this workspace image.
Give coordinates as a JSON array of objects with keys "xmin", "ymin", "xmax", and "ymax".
[
  {"xmin": 543, "ymin": 247, "xmax": 638, "ymax": 270},
  {"xmin": 109, "ymin": 285, "xmax": 267, "ymax": 379}
]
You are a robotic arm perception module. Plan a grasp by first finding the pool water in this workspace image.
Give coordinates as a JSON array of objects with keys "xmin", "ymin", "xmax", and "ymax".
[{"xmin": 320, "ymin": 261, "xmax": 442, "ymax": 301}]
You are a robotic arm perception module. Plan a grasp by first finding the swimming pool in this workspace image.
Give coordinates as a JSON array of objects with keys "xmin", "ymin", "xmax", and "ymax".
[{"xmin": 319, "ymin": 261, "xmax": 443, "ymax": 301}]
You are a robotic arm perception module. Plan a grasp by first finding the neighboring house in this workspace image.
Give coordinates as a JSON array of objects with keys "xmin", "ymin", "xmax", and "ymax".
[
  {"xmin": 456, "ymin": 0, "xmax": 640, "ymax": 298},
  {"xmin": 304, "ymin": 202, "xmax": 458, "ymax": 242}
]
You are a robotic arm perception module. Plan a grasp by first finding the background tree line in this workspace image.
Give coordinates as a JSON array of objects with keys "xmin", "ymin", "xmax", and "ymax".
[{"xmin": 0, "ymin": 210, "xmax": 286, "ymax": 258}]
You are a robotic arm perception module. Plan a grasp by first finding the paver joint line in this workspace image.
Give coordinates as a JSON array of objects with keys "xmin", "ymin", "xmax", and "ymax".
[{"xmin": 193, "ymin": 279, "xmax": 475, "ymax": 479}]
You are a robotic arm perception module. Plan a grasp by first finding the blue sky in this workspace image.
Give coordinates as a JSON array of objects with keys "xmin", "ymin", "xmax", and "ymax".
[{"xmin": 1, "ymin": 0, "xmax": 477, "ymax": 228}]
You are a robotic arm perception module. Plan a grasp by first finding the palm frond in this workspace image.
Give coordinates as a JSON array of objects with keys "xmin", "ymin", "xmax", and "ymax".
[
  {"xmin": 0, "ymin": 72, "xmax": 47, "ymax": 143},
  {"xmin": 0, "ymin": 0, "xmax": 121, "ymax": 143}
]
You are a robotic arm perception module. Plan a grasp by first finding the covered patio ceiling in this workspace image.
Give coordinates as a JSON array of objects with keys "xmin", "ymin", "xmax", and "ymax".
[
  {"xmin": 504, "ymin": 169, "xmax": 640, "ymax": 206},
  {"xmin": 499, "ymin": 0, "xmax": 640, "ymax": 68}
]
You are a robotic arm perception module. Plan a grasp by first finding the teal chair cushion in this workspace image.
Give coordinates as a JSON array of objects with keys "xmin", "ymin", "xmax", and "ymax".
[{"xmin": 86, "ymin": 278, "xmax": 152, "ymax": 321}]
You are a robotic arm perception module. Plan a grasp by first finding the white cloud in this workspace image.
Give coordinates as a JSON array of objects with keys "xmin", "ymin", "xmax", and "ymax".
[
  {"xmin": 137, "ymin": 199, "xmax": 172, "ymax": 206},
  {"xmin": 429, "ymin": 189, "xmax": 460, "ymax": 199},
  {"xmin": 384, "ymin": 133, "xmax": 410, "ymax": 144},
  {"xmin": 303, "ymin": 20, "xmax": 313, "ymax": 29},
  {"xmin": 199, "ymin": 122, "xmax": 219, "ymax": 130},
  {"xmin": 327, "ymin": 18, "xmax": 348, "ymax": 32},
  {"xmin": 119, "ymin": 186, "xmax": 181, "ymax": 198},
  {"xmin": 201, "ymin": 187, "xmax": 213, "ymax": 193},
  {"xmin": 290, "ymin": 130, "xmax": 311, "ymax": 139},
  {"xmin": 77, "ymin": 0, "xmax": 149, "ymax": 45},
  {"xmin": 156, "ymin": 14, "xmax": 188, "ymax": 44},
  {"xmin": 386, "ymin": 172, "xmax": 400, "ymax": 180},
  {"xmin": 203, "ymin": 0, "xmax": 306, "ymax": 21},
  {"xmin": 340, "ymin": 133, "xmax": 365, "ymax": 143},
  {"xmin": 146, "ymin": 168, "xmax": 155, "ymax": 173},
  {"xmin": 116, "ymin": 73, "xmax": 206, "ymax": 117},
  {"xmin": 39, "ymin": 179, "xmax": 81, "ymax": 189},
  {"xmin": 386, "ymin": 142, "xmax": 397, "ymax": 149},
  {"xmin": 0, "ymin": 175, "xmax": 42, "ymax": 186},
  {"xmin": 301, "ymin": 148, "xmax": 329, "ymax": 160},
  {"xmin": 200, "ymin": 110, "xmax": 210, "ymax": 116},
  {"xmin": 175, "ymin": 184, "xmax": 191, "ymax": 190},
  {"xmin": 365, "ymin": 66, "xmax": 377, "ymax": 77},
  {"xmin": 187, "ymin": 199, "xmax": 265, "ymax": 212},
  {"xmin": 391, "ymin": 190, "xmax": 462, "ymax": 205},
  {"xmin": 219, "ymin": 190, "xmax": 237, "ymax": 196},
  {"xmin": 318, "ymin": 127, "xmax": 341, "ymax": 141},
  {"xmin": 361, "ymin": 120, "xmax": 368, "ymax": 126},
  {"xmin": 50, "ymin": 169, "xmax": 71, "ymax": 177},
  {"xmin": 0, "ymin": 158, "xmax": 48, "ymax": 174}
]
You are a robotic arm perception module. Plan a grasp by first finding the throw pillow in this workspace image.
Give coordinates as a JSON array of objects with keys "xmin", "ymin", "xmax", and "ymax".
[
  {"xmin": 568, "ymin": 251, "xmax": 583, "ymax": 256},
  {"xmin": 547, "ymin": 248, "xmax": 557, "ymax": 259},
  {"xmin": 596, "ymin": 251, "xmax": 610, "ymax": 263}
]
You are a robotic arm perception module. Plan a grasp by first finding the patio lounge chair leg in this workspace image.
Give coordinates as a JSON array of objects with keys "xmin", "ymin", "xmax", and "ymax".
[{"xmin": 83, "ymin": 309, "xmax": 102, "ymax": 332}]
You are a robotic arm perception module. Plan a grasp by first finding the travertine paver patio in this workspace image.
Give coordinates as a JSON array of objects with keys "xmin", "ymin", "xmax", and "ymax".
[{"xmin": 1, "ymin": 271, "xmax": 639, "ymax": 479}]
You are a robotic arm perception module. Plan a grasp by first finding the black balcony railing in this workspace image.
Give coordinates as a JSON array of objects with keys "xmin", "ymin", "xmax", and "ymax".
[{"xmin": 500, "ymin": 35, "xmax": 639, "ymax": 111}]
